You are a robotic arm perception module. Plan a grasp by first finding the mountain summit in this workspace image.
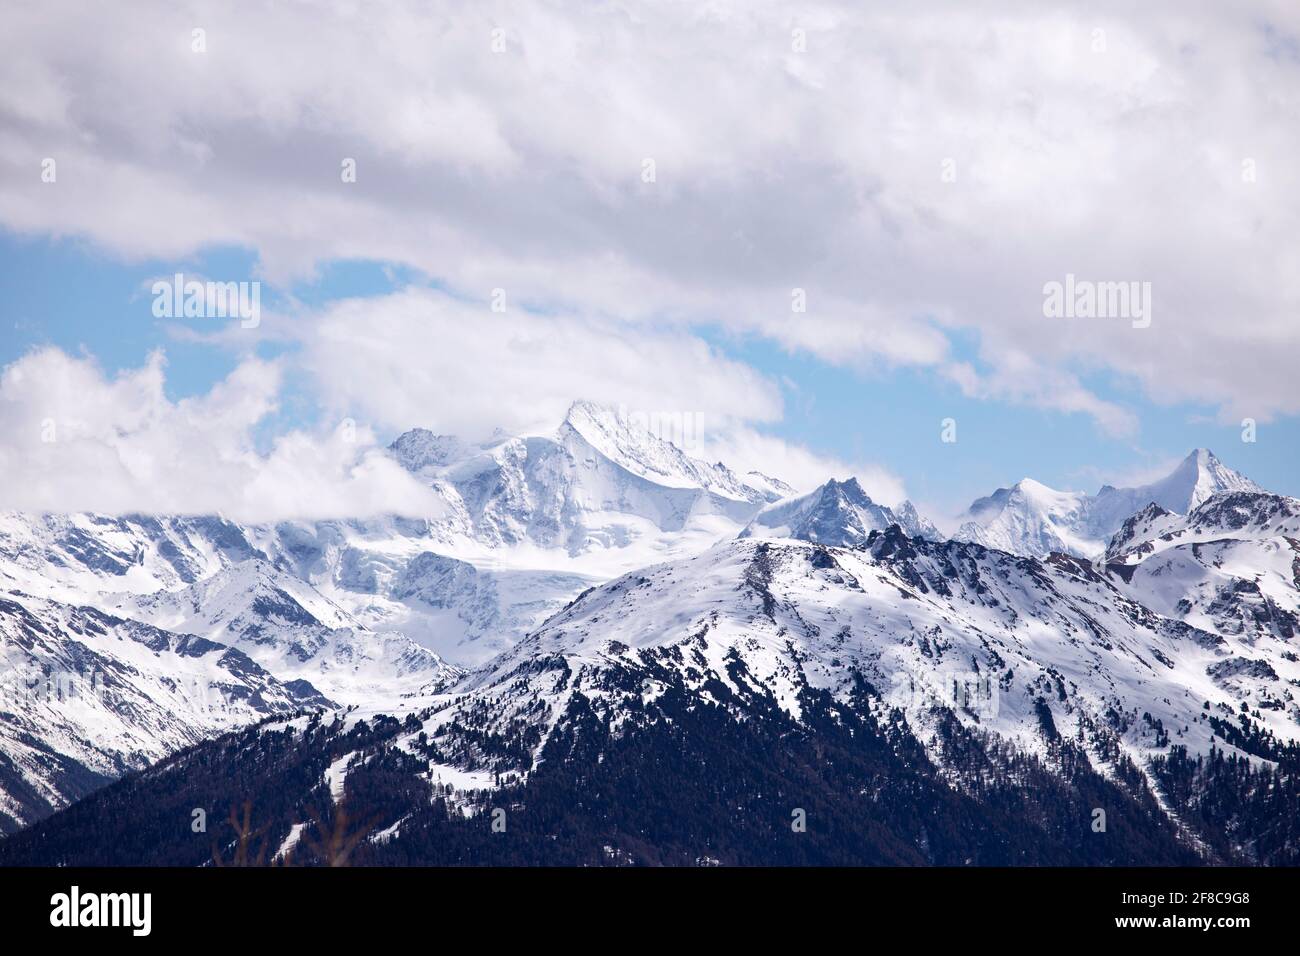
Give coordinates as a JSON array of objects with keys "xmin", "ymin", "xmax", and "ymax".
[
  {"xmin": 558, "ymin": 400, "xmax": 782, "ymax": 504},
  {"xmin": 387, "ymin": 399, "xmax": 790, "ymax": 555},
  {"xmin": 740, "ymin": 477, "xmax": 941, "ymax": 546},
  {"xmin": 1131, "ymin": 448, "xmax": 1263, "ymax": 513}
]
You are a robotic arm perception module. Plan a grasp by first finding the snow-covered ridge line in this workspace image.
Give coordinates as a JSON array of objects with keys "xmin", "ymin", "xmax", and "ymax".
[
  {"xmin": 405, "ymin": 518, "xmax": 1299, "ymax": 818},
  {"xmin": 954, "ymin": 449, "xmax": 1265, "ymax": 559}
]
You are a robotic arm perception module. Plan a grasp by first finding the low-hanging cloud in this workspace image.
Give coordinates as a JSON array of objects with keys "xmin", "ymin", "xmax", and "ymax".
[
  {"xmin": 0, "ymin": 348, "xmax": 449, "ymax": 522},
  {"xmin": 296, "ymin": 286, "xmax": 784, "ymax": 437}
]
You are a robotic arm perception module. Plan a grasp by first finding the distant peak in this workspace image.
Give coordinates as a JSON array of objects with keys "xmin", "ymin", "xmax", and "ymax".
[
  {"xmin": 742, "ymin": 470, "xmax": 797, "ymax": 501},
  {"xmin": 564, "ymin": 401, "xmax": 664, "ymax": 454},
  {"xmin": 558, "ymin": 399, "xmax": 783, "ymax": 504},
  {"xmin": 389, "ymin": 428, "xmax": 471, "ymax": 472},
  {"xmin": 1173, "ymin": 448, "xmax": 1235, "ymax": 480},
  {"xmin": 563, "ymin": 398, "xmax": 609, "ymax": 421},
  {"xmin": 389, "ymin": 426, "xmax": 435, "ymax": 447},
  {"xmin": 1161, "ymin": 447, "xmax": 1262, "ymax": 511},
  {"xmin": 561, "ymin": 399, "xmax": 612, "ymax": 434},
  {"xmin": 817, "ymin": 477, "xmax": 875, "ymax": 507},
  {"xmin": 1011, "ymin": 477, "xmax": 1072, "ymax": 501},
  {"xmin": 561, "ymin": 400, "xmax": 657, "ymax": 446},
  {"xmin": 560, "ymin": 400, "xmax": 633, "ymax": 447}
]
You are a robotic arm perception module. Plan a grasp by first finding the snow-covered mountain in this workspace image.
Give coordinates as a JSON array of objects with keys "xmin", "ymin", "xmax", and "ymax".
[
  {"xmin": 287, "ymin": 399, "xmax": 806, "ymax": 660},
  {"xmin": 1105, "ymin": 491, "xmax": 1300, "ymax": 651},
  {"xmin": 0, "ymin": 401, "xmax": 799, "ymax": 827},
  {"xmin": 431, "ymin": 514, "xmax": 1299, "ymax": 785},
  {"xmin": 392, "ymin": 399, "xmax": 787, "ymax": 552},
  {"xmin": 0, "ymin": 402, "xmax": 794, "ymax": 670},
  {"xmin": 114, "ymin": 559, "xmax": 457, "ymax": 704},
  {"xmin": 0, "ymin": 512, "xmax": 265, "ymax": 600},
  {"xmin": 0, "ymin": 590, "xmax": 329, "ymax": 832},
  {"xmin": 330, "ymin": 488, "xmax": 1300, "ymax": 861},
  {"xmin": 1106, "ymin": 490, "xmax": 1300, "ymax": 565},
  {"xmin": 740, "ymin": 477, "xmax": 941, "ymax": 546},
  {"xmin": 954, "ymin": 449, "xmax": 1262, "ymax": 559}
]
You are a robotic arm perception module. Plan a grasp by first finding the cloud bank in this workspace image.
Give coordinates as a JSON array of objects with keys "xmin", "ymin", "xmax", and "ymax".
[
  {"xmin": 2, "ymin": 1, "xmax": 1297, "ymax": 432},
  {"xmin": 0, "ymin": 349, "xmax": 448, "ymax": 522}
]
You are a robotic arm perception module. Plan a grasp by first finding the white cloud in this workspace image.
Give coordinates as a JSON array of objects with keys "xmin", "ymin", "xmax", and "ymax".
[
  {"xmin": 0, "ymin": 349, "xmax": 447, "ymax": 522},
  {"xmin": 942, "ymin": 349, "xmax": 1139, "ymax": 438},
  {"xmin": 296, "ymin": 286, "xmax": 785, "ymax": 438},
  {"xmin": 1, "ymin": 1, "xmax": 1298, "ymax": 435}
]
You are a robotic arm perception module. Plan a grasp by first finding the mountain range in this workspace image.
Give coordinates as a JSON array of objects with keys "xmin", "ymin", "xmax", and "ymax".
[
  {"xmin": 1, "ymin": 403, "xmax": 1297, "ymax": 865},
  {"xmin": 953, "ymin": 448, "xmax": 1263, "ymax": 558}
]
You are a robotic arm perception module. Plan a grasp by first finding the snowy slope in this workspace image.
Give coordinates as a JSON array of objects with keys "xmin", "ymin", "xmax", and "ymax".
[
  {"xmin": 116, "ymin": 559, "xmax": 458, "ymax": 705},
  {"xmin": 405, "ymin": 524, "xmax": 1300, "ymax": 807},
  {"xmin": 0, "ymin": 591, "xmax": 328, "ymax": 832},
  {"xmin": 955, "ymin": 479, "xmax": 1096, "ymax": 557},
  {"xmin": 1105, "ymin": 491, "xmax": 1300, "ymax": 657},
  {"xmin": 0, "ymin": 512, "xmax": 265, "ymax": 603}
]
